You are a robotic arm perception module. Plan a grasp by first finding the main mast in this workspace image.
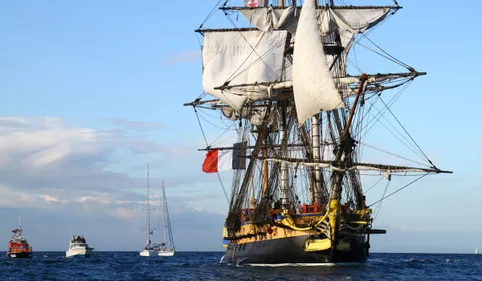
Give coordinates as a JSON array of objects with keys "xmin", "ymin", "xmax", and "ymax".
[
  {"xmin": 162, "ymin": 181, "xmax": 168, "ymax": 246},
  {"xmin": 146, "ymin": 164, "xmax": 151, "ymax": 247}
]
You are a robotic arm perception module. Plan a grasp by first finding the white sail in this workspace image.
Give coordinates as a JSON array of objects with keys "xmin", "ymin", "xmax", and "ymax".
[
  {"xmin": 202, "ymin": 30, "xmax": 289, "ymax": 110},
  {"xmin": 292, "ymin": 0, "xmax": 343, "ymax": 125},
  {"xmin": 240, "ymin": 6, "xmax": 391, "ymax": 77},
  {"xmin": 238, "ymin": 6, "xmax": 391, "ymax": 39},
  {"xmin": 240, "ymin": 6, "xmax": 298, "ymax": 34},
  {"xmin": 158, "ymin": 181, "xmax": 175, "ymax": 257}
]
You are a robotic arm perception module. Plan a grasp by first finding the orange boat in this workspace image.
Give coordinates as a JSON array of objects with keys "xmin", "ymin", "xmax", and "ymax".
[{"xmin": 6, "ymin": 218, "xmax": 32, "ymax": 258}]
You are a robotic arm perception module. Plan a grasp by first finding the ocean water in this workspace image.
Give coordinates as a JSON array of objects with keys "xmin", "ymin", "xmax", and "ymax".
[{"xmin": 1, "ymin": 251, "xmax": 481, "ymax": 281}]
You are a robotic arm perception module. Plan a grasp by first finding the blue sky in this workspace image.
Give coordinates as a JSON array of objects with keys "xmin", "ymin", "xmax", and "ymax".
[{"xmin": 0, "ymin": 0, "xmax": 481, "ymax": 253}]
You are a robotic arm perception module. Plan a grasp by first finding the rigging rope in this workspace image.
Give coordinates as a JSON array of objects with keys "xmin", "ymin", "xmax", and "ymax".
[
  {"xmin": 373, "ymin": 179, "xmax": 390, "ymax": 221},
  {"xmin": 354, "ymin": 40, "xmax": 413, "ymax": 71},
  {"xmin": 369, "ymin": 94, "xmax": 429, "ymax": 160},
  {"xmin": 378, "ymin": 97, "xmax": 435, "ymax": 167},
  {"xmin": 193, "ymin": 106, "xmax": 230, "ymax": 203},
  {"xmin": 223, "ymin": 14, "xmax": 280, "ymax": 81},
  {"xmin": 358, "ymin": 141, "xmax": 430, "ymax": 168},
  {"xmin": 364, "ymin": 176, "xmax": 384, "ymax": 194},
  {"xmin": 357, "ymin": 81, "xmax": 432, "ymax": 164},
  {"xmin": 198, "ymin": 0, "xmax": 229, "ymax": 29},
  {"xmin": 367, "ymin": 173, "xmax": 428, "ymax": 208},
  {"xmin": 361, "ymin": 33, "xmax": 414, "ymax": 71},
  {"xmin": 197, "ymin": 109, "xmax": 234, "ymax": 131}
]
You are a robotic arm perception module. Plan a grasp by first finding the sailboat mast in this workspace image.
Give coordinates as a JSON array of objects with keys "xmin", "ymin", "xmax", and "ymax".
[
  {"xmin": 162, "ymin": 181, "xmax": 168, "ymax": 246},
  {"xmin": 147, "ymin": 164, "xmax": 151, "ymax": 246}
]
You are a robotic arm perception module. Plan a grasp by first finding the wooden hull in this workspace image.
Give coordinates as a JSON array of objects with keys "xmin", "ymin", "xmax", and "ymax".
[{"xmin": 223, "ymin": 233, "xmax": 369, "ymax": 265}]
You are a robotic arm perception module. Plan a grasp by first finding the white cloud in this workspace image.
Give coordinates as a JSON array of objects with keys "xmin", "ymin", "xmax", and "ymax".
[
  {"xmin": 0, "ymin": 117, "xmax": 102, "ymax": 168},
  {"xmin": 39, "ymin": 194, "xmax": 68, "ymax": 204},
  {"xmin": 0, "ymin": 116, "xmax": 230, "ymax": 250},
  {"xmin": 108, "ymin": 207, "xmax": 138, "ymax": 220},
  {"xmin": 78, "ymin": 196, "xmax": 111, "ymax": 205},
  {"xmin": 0, "ymin": 186, "xmax": 37, "ymax": 207},
  {"xmin": 107, "ymin": 118, "xmax": 166, "ymax": 131}
]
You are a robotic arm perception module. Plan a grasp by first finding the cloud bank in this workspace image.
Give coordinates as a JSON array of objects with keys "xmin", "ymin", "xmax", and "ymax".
[{"xmin": 0, "ymin": 116, "xmax": 226, "ymax": 251}]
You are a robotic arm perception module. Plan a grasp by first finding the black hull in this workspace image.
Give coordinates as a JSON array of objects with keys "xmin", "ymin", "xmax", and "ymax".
[
  {"xmin": 5, "ymin": 252, "xmax": 32, "ymax": 258},
  {"xmin": 224, "ymin": 234, "xmax": 368, "ymax": 265}
]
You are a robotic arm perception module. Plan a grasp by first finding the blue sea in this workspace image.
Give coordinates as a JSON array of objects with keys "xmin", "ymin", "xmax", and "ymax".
[{"xmin": 1, "ymin": 251, "xmax": 481, "ymax": 280}]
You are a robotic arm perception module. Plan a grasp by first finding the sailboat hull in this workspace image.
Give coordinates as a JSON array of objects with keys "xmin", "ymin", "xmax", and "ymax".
[
  {"xmin": 223, "ymin": 234, "xmax": 368, "ymax": 265},
  {"xmin": 139, "ymin": 250, "xmax": 158, "ymax": 257},
  {"xmin": 158, "ymin": 251, "xmax": 175, "ymax": 257}
]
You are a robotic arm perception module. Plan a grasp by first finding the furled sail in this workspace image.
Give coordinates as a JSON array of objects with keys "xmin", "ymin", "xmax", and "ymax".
[
  {"xmin": 213, "ymin": 72, "xmax": 425, "ymax": 98},
  {"xmin": 238, "ymin": 5, "xmax": 393, "ymax": 73},
  {"xmin": 202, "ymin": 29, "xmax": 289, "ymax": 110},
  {"xmin": 221, "ymin": 106, "xmax": 274, "ymax": 126},
  {"xmin": 292, "ymin": 0, "xmax": 343, "ymax": 125},
  {"xmin": 239, "ymin": 6, "xmax": 298, "ymax": 34},
  {"xmin": 238, "ymin": 6, "xmax": 392, "ymax": 41}
]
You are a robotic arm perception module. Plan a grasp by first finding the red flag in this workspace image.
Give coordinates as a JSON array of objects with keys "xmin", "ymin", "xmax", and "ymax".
[{"xmin": 202, "ymin": 150, "xmax": 219, "ymax": 173}]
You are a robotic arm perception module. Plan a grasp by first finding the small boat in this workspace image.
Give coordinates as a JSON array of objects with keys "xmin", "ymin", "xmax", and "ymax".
[
  {"xmin": 140, "ymin": 247, "xmax": 158, "ymax": 257},
  {"xmin": 6, "ymin": 217, "xmax": 32, "ymax": 258},
  {"xmin": 140, "ymin": 164, "xmax": 157, "ymax": 257},
  {"xmin": 66, "ymin": 235, "xmax": 94, "ymax": 258},
  {"xmin": 476, "ymin": 248, "xmax": 479, "ymax": 255},
  {"xmin": 158, "ymin": 181, "xmax": 175, "ymax": 257}
]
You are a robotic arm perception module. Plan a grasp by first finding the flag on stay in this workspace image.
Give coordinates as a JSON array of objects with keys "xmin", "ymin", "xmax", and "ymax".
[{"xmin": 202, "ymin": 142, "xmax": 247, "ymax": 173}]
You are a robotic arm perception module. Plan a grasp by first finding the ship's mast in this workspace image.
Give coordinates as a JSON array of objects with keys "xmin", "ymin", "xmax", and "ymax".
[
  {"xmin": 162, "ymin": 181, "xmax": 168, "ymax": 247},
  {"xmin": 147, "ymin": 164, "xmax": 151, "ymax": 247},
  {"xmin": 17, "ymin": 216, "xmax": 22, "ymax": 237},
  {"xmin": 280, "ymin": 104, "xmax": 288, "ymax": 207},
  {"xmin": 328, "ymin": 74, "xmax": 368, "ymax": 242},
  {"xmin": 262, "ymin": 148, "xmax": 269, "ymax": 196},
  {"xmin": 312, "ymin": 115, "xmax": 322, "ymax": 205}
]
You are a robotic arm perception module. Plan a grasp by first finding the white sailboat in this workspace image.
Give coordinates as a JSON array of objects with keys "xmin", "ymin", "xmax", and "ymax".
[
  {"xmin": 158, "ymin": 181, "xmax": 175, "ymax": 257},
  {"xmin": 140, "ymin": 165, "xmax": 157, "ymax": 257},
  {"xmin": 476, "ymin": 248, "xmax": 478, "ymax": 255}
]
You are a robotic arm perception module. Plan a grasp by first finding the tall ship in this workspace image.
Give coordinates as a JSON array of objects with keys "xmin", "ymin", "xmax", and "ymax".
[
  {"xmin": 66, "ymin": 235, "xmax": 94, "ymax": 258},
  {"xmin": 6, "ymin": 217, "xmax": 32, "ymax": 258},
  {"xmin": 158, "ymin": 181, "xmax": 175, "ymax": 257},
  {"xmin": 185, "ymin": 0, "xmax": 451, "ymax": 265},
  {"xmin": 140, "ymin": 164, "xmax": 157, "ymax": 257}
]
